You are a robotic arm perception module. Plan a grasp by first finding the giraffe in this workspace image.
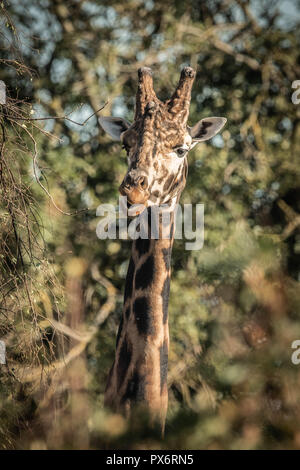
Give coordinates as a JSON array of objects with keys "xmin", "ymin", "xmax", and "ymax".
[{"xmin": 99, "ymin": 66, "xmax": 226, "ymax": 433}]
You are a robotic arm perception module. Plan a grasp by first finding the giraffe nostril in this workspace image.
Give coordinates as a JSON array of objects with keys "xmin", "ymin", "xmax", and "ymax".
[{"xmin": 137, "ymin": 175, "xmax": 148, "ymax": 190}]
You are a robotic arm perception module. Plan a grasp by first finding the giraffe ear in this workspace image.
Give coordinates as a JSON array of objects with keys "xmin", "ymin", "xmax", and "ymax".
[
  {"xmin": 189, "ymin": 117, "xmax": 227, "ymax": 146},
  {"xmin": 99, "ymin": 116, "xmax": 131, "ymax": 141}
]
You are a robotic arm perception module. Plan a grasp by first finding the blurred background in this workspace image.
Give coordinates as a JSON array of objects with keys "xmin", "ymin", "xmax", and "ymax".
[{"xmin": 0, "ymin": 0, "xmax": 300, "ymax": 450}]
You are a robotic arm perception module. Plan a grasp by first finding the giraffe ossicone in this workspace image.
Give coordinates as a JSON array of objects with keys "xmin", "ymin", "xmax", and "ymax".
[{"xmin": 99, "ymin": 67, "xmax": 226, "ymax": 434}]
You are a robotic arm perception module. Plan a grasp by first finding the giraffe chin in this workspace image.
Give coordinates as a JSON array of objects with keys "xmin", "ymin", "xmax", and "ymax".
[
  {"xmin": 126, "ymin": 189, "xmax": 149, "ymax": 217},
  {"xmin": 127, "ymin": 202, "xmax": 147, "ymax": 217}
]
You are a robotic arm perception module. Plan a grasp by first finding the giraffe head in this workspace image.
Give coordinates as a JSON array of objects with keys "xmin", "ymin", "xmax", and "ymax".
[{"xmin": 100, "ymin": 67, "xmax": 226, "ymax": 212}]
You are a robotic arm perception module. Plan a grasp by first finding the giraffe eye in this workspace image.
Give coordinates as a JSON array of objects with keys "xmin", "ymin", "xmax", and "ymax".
[{"xmin": 175, "ymin": 147, "xmax": 187, "ymax": 157}]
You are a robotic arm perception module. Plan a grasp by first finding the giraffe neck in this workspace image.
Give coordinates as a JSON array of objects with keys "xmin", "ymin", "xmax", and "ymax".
[{"xmin": 105, "ymin": 208, "xmax": 175, "ymax": 430}]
